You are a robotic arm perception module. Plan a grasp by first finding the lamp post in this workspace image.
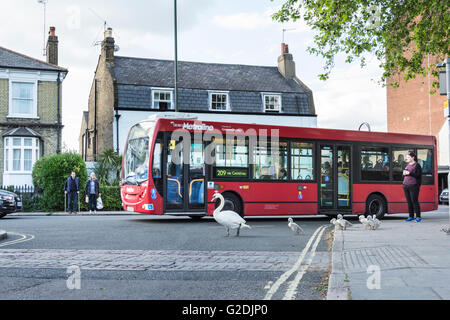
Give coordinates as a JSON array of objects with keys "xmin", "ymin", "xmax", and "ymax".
[
  {"xmin": 174, "ymin": 0, "xmax": 179, "ymax": 112},
  {"xmin": 437, "ymin": 58, "xmax": 450, "ymax": 227}
]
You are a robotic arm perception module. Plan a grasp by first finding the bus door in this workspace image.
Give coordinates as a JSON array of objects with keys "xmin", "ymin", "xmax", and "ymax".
[
  {"xmin": 164, "ymin": 135, "xmax": 206, "ymax": 213},
  {"xmin": 319, "ymin": 144, "xmax": 352, "ymax": 212},
  {"xmin": 188, "ymin": 142, "xmax": 206, "ymax": 210}
]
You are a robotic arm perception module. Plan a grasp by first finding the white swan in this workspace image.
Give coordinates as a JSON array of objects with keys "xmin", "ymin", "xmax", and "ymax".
[
  {"xmin": 330, "ymin": 218, "xmax": 345, "ymax": 230},
  {"xmin": 370, "ymin": 215, "xmax": 381, "ymax": 230},
  {"xmin": 212, "ymin": 193, "xmax": 251, "ymax": 237},
  {"xmin": 337, "ymin": 214, "xmax": 353, "ymax": 228},
  {"xmin": 359, "ymin": 215, "xmax": 373, "ymax": 230},
  {"xmin": 288, "ymin": 217, "xmax": 303, "ymax": 235}
]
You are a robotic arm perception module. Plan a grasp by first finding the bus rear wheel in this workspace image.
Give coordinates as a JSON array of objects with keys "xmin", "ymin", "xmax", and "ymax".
[
  {"xmin": 215, "ymin": 192, "xmax": 243, "ymax": 218},
  {"xmin": 366, "ymin": 194, "xmax": 387, "ymax": 220}
]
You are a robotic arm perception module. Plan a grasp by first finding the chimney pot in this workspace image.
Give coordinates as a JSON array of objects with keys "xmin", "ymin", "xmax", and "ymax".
[
  {"xmin": 104, "ymin": 27, "xmax": 113, "ymax": 39},
  {"xmin": 282, "ymin": 43, "xmax": 289, "ymax": 55},
  {"xmin": 49, "ymin": 26, "xmax": 56, "ymax": 36}
]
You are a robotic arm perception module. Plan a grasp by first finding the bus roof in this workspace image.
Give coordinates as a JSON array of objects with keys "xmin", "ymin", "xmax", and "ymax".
[{"xmin": 144, "ymin": 115, "xmax": 436, "ymax": 146}]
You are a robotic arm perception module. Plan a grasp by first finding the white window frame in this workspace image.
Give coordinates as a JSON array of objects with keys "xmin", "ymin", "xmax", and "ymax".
[
  {"xmin": 8, "ymin": 79, "xmax": 39, "ymax": 119},
  {"xmin": 151, "ymin": 88, "xmax": 174, "ymax": 110},
  {"xmin": 3, "ymin": 137, "xmax": 40, "ymax": 174},
  {"xmin": 209, "ymin": 91, "xmax": 230, "ymax": 111},
  {"xmin": 262, "ymin": 93, "xmax": 282, "ymax": 113}
]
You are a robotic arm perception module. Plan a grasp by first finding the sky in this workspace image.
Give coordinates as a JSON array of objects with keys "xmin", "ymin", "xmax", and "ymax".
[{"xmin": 0, "ymin": 0, "xmax": 387, "ymax": 152}]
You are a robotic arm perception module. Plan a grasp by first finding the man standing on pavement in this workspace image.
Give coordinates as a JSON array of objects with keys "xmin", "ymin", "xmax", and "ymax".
[{"xmin": 64, "ymin": 171, "xmax": 80, "ymax": 214}]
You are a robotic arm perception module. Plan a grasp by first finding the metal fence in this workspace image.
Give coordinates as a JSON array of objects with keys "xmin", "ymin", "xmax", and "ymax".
[
  {"xmin": 1, "ymin": 185, "xmax": 35, "ymax": 194},
  {"xmin": 1, "ymin": 185, "xmax": 42, "ymax": 211}
]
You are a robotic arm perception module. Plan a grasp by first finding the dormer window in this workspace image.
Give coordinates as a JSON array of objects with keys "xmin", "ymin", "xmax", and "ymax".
[
  {"xmin": 263, "ymin": 94, "xmax": 281, "ymax": 113},
  {"xmin": 152, "ymin": 90, "xmax": 173, "ymax": 110},
  {"xmin": 209, "ymin": 92, "xmax": 229, "ymax": 111}
]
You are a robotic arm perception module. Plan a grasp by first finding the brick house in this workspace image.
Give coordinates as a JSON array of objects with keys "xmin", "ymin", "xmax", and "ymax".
[
  {"xmin": 387, "ymin": 55, "xmax": 447, "ymax": 193},
  {"xmin": 0, "ymin": 27, "xmax": 67, "ymax": 187},
  {"xmin": 79, "ymin": 28, "xmax": 316, "ymax": 161}
]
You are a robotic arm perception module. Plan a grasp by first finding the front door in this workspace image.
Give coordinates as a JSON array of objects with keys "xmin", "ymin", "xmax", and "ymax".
[
  {"xmin": 319, "ymin": 144, "xmax": 352, "ymax": 212},
  {"xmin": 164, "ymin": 135, "xmax": 206, "ymax": 212}
]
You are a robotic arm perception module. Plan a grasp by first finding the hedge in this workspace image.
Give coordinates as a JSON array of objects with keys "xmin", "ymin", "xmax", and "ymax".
[
  {"xmin": 80, "ymin": 185, "xmax": 122, "ymax": 211},
  {"xmin": 32, "ymin": 152, "xmax": 88, "ymax": 212}
]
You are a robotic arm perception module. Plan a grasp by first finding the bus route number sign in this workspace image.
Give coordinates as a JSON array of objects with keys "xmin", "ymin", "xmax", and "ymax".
[{"xmin": 214, "ymin": 167, "xmax": 248, "ymax": 178}]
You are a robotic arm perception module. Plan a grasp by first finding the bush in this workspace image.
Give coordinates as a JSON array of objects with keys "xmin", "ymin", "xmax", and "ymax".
[
  {"xmin": 32, "ymin": 152, "xmax": 88, "ymax": 212},
  {"xmin": 94, "ymin": 149, "xmax": 122, "ymax": 186},
  {"xmin": 80, "ymin": 185, "xmax": 122, "ymax": 211}
]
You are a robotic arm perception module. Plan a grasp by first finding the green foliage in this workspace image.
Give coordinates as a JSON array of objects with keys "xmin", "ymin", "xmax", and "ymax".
[
  {"xmin": 80, "ymin": 185, "xmax": 122, "ymax": 211},
  {"xmin": 32, "ymin": 152, "xmax": 88, "ymax": 212},
  {"xmin": 272, "ymin": 0, "xmax": 449, "ymax": 89},
  {"xmin": 93, "ymin": 149, "xmax": 122, "ymax": 186}
]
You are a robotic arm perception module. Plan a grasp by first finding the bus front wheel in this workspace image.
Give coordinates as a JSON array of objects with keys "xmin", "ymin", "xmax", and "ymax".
[
  {"xmin": 216, "ymin": 192, "xmax": 244, "ymax": 218},
  {"xmin": 366, "ymin": 194, "xmax": 387, "ymax": 220}
]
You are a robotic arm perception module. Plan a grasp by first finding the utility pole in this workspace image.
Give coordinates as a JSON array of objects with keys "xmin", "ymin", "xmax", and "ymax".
[
  {"xmin": 437, "ymin": 58, "xmax": 450, "ymax": 228},
  {"xmin": 174, "ymin": 0, "xmax": 179, "ymax": 112}
]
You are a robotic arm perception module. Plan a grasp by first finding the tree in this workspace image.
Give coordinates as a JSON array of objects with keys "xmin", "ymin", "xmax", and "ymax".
[
  {"xmin": 93, "ymin": 149, "xmax": 122, "ymax": 186},
  {"xmin": 272, "ymin": 0, "xmax": 449, "ymax": 89}
]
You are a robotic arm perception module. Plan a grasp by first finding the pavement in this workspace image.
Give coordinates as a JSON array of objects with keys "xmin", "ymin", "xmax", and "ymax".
[{"xmin": 327, "ymin": 209, "xmax": 450, "ymax": 300}]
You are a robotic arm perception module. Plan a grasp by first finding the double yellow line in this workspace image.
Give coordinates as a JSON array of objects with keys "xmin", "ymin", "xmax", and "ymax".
[{"xmin": 264, "ymin": 225, "xmax": 328, "ymax": 300}]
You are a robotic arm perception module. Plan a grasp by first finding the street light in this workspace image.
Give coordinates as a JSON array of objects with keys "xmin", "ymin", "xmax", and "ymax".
[
  {"xmin": 437, "ymin": 58, "xmax": 450, "ymax": 230},
  {"xmin": 174, "ymin": 0, "xmax": 179, "ymax": 112}
]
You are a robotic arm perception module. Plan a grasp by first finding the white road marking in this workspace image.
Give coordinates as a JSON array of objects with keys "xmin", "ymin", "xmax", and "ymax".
[
  {"xmin": 263, "ymin": 225, "xmax": 326, "ymax": 300},
  {"xmin": 0, "ymin": 232, "xmax": 35, "ymax": 248},
  {"xmin": 282, "ymin": 226, "xmax": 327, "ymax": 300}
]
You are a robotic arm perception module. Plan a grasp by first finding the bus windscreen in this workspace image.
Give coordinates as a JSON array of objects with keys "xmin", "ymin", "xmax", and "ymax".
[{"xmin": 123, "ymin": 121, "xmax": 155, "ymax": 185}]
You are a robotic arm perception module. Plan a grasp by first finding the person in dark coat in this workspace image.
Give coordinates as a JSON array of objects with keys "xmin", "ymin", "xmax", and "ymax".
[
  {"xmin": 64, "ymin": 171, "xmax": 80, "ymax": 214},
  {"xmin": 85, "ymin": 172, "xmax": 101, "ymax": 213},
  {"xmin": 403, "ymin": 151, "xmax": 423, "ymax": 222}
]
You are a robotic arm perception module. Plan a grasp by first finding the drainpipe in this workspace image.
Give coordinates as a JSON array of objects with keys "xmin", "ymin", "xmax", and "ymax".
[
  {"xmin": 56, "ymin": 71, "xmax": 61, "ymax": 154},
  {"xmin": 94, "ymin": 79, "xmax": 98, "ymax": 161},
  {"xmin": 115, "ymin": 111, "xmax": 121, "ymax": 153}
]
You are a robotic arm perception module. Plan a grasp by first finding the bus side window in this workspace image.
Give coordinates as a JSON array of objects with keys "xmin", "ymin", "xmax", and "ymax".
[
  {"xmin": 291, "ymin": 142, "xmax": 314, "ymax": 181},
  {"xmin": 253, "ymin": 141, "xmax": 288, "ymax": 180},
  {"xmin": 360, "ymin": 147, "xmax": 389, "ymax": 181},
  {"xmin": 417, "ymin": 148, "xmax": 433, "ymax": 185}
]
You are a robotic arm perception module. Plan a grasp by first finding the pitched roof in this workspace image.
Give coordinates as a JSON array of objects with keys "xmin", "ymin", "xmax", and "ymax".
[
  {"xmin": 113, "ymin": 56, "xmax": 307, "ymax": 93},
  {"xmin": 0, "ymin": 46, "xmax": 67, "ymax": 72},
  {"xmin": 2, "ymin": 127, "xmax": 41, "ymax": 138}
]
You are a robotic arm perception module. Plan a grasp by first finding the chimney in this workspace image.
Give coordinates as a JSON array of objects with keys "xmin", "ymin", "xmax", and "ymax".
[
  {"xmin": 102, "ymin": 27, "xmax": 115, "ymax": 65},
  {"xmin": 278, "ymin": 43, "xmax": 296, "ymax": 79},
  {"xmin": 46, "ymin": 26, "xmax": 58, "ymax": 65}
]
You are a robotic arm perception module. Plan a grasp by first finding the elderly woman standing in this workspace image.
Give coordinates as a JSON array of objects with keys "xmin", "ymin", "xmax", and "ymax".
[
  {"xmin": 403, "ymin": 151, "xmax": 423, "ymax": 222},
  {"xmin": 85, "ymin": 172, "xmax": 101, "ymax": 213}
]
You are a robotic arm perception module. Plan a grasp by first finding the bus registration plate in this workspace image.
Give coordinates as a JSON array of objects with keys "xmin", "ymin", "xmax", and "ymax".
[{"xmin": 127, "ymin": 206, "xmax": 134, "ymax": 212}]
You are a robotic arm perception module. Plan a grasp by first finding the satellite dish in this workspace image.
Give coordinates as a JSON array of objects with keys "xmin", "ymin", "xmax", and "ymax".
[{"xmin": 114, "ymin": 45, "xmax": 120, "ymax": 52}]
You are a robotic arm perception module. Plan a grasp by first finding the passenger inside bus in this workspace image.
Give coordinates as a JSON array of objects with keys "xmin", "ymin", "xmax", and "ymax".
[{"xmin": 361, "ymin": 156, "xmax": 373, "ymax": 170}]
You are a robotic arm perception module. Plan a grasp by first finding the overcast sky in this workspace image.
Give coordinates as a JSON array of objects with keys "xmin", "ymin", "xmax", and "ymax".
[{"xmin": 0, "ymin": 0, "xmax": 387, "ymax": 151}]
